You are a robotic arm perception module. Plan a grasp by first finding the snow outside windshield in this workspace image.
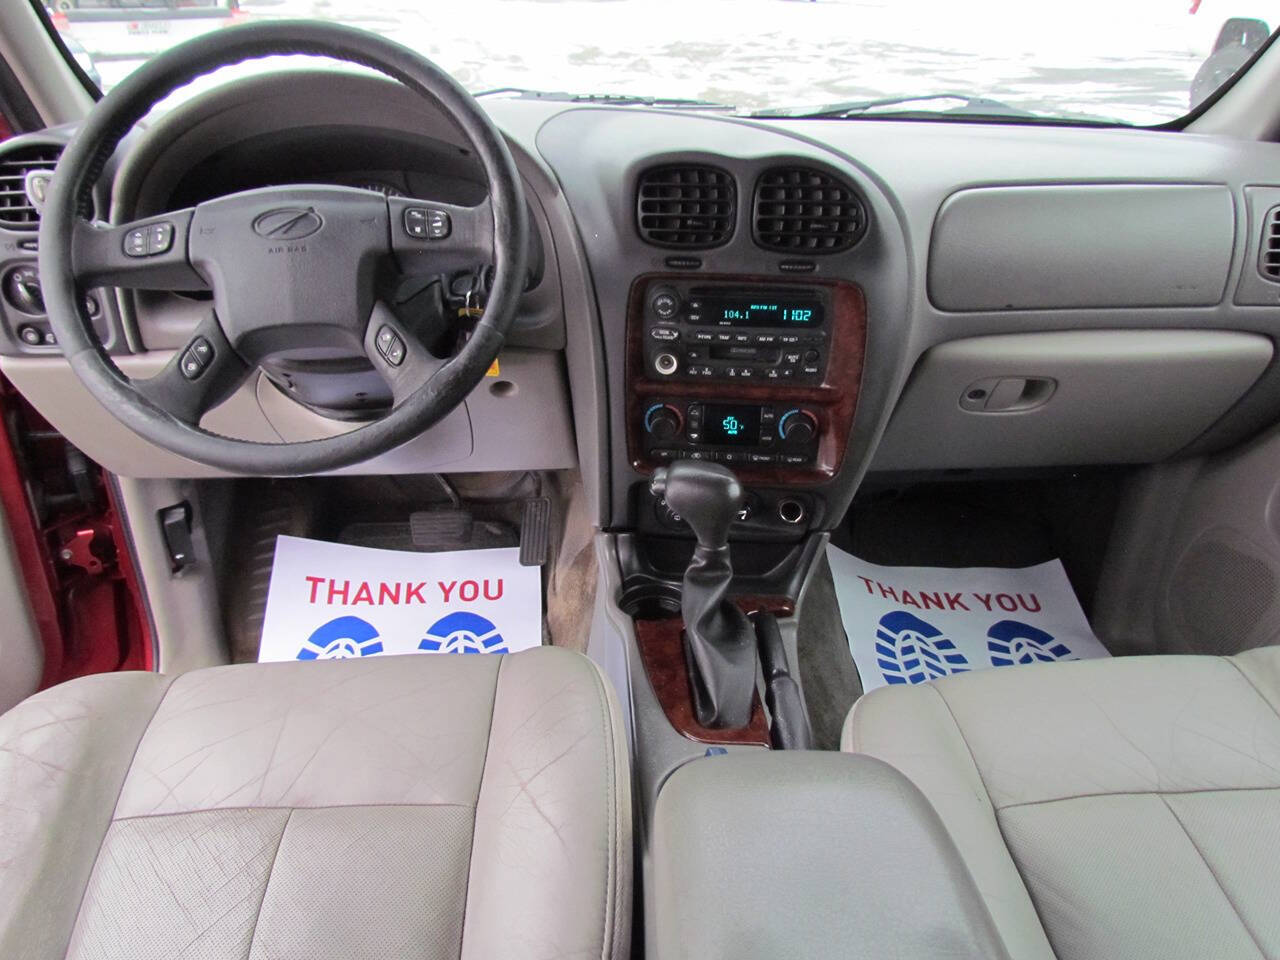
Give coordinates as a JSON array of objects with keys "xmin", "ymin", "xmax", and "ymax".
[{"xmin": 45, "ymin": 0, "xmax": 1278, "ymax": 125}]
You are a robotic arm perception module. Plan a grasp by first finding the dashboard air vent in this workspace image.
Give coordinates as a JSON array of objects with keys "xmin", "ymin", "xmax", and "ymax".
[
  {"xmin": 0, "ymin": 144, "xmax": 62, "ymax": 230},
  {"xmin": 1262, "ymin": 206, "xmax": 1280, "ymax": 281},
  {"xmin": 636, "ymin": 164, "xmax": 735, "ymax": 248},
  {"xmin": 753, "ymin": 166, "xmax": 867, "ymax": 253}
]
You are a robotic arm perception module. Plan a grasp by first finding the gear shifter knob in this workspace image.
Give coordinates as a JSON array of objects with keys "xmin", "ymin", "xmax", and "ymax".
[
  {"xmin": 650, "ymin": 459, "xmax": 756, "ymax": 728},
  {"xmin": 650, "ymin": 460, "xmax": 744, "ymax": 550}
]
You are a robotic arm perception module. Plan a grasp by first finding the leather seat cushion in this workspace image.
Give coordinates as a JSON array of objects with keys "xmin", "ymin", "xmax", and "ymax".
[
  {"xmin": 844, "ymin": 647, "xmax": 1280, "ymax": 960},
  {"xmin": 0, "ymin": 646, "xmax": 630, "ymax": 960}
]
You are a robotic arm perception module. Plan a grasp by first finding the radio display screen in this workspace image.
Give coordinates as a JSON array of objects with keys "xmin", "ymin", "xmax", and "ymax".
[
  {"xmin": 695, "ymin": 290, "xmax": 824, "ymax": 328},
  {"xmin": 703, "ymin": 403, "xmax": 762, "ymax": 446}
]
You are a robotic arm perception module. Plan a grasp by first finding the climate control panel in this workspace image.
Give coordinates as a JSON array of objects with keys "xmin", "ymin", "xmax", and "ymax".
[{"xmin": 641, "ymin": 399, "xmax": 820, "ymax": 467}]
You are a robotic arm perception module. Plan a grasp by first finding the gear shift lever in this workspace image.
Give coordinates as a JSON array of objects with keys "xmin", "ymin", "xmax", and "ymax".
[{"xmin": 650, "ymin": 460, "xmax": 757, "ymax": 728}]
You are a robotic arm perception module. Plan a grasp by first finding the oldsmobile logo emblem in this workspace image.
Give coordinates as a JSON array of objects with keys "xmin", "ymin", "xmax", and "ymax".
[{"xmin": 252, "ymin": 207, "xmax": 323, "ymax": 240}]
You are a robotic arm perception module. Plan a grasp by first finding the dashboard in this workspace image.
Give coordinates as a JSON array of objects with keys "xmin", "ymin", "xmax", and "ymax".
[{"xmin": 3, "ymin": 68, "xmax": 1280, "ymax": 536}]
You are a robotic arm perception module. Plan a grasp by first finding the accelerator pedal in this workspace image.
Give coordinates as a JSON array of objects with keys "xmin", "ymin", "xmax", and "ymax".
[{"xmin": 519, "ymin": 497, "xmax": 552, "ymax": 567}]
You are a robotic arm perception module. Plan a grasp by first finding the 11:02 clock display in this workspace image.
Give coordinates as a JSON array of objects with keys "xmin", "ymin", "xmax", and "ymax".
[{"xmin": 695, "ymin": 291, "xmax": 825, "ymax": 328}]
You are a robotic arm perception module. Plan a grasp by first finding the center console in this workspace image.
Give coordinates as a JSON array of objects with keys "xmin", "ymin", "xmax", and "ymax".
[{"xmin": 627, "ymin": 274, "xmax": 867, "ymax": 487}]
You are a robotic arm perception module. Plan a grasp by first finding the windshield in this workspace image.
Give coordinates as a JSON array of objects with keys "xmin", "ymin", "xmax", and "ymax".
[{"xmin": 43, "ymin": 0, "xmax": 1277, "ymax": 125}]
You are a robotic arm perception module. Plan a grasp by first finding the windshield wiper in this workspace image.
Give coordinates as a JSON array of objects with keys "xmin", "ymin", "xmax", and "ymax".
[
  {"xmin": 475, "ymin": 87, "xmax": 734, "ymax": 110},
  {"xmin": 748, "ymin": 93, "xmax": 1124, "ymax": 125}
]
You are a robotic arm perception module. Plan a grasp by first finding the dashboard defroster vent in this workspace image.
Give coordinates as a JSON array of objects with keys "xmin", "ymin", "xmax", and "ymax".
[
  {"xmin": 753, "ymin": 166, "xmax": 867, "ymax": 253},
  {"xmin": 0, "ymin": 144, "xmax": 62, "ymax": 230},
  {"xmin": 1262, "ymin": 206, "xmax": 1280, "ymax": 281},
  {"xmin": 636, "ymin": 164, "xmax": 736, "ymax": 248}
]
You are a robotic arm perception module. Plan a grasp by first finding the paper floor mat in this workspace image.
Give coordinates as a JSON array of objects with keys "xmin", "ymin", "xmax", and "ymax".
[
  {"xmin": 827, "ymin": 544, "xmax": 1108, "ymax": 692},
  {"xmin": 258, "ymin": 536, "xmax": 542, "ymax": 661}
]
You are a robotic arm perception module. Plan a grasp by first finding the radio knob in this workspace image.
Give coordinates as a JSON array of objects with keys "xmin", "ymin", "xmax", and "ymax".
[
  {"xmin": 644, "ymin": 403, "xmax": 683, "ymax": 441},
  {"xmin": 779, "ymin": 409, "xmax": 818, "ymax": 447},
  {"xmin": 650, "ymin": 287, "xmax": 680, "ymax": 320}
]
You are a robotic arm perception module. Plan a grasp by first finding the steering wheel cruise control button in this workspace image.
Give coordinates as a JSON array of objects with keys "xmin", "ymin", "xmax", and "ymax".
[
  {"xmin": 403, "ymin": 207, "xmax": 451, "ymax": 240},
  {"xmin": 375, "ymin": 324, "xmax": 407, "ymax": 366}
]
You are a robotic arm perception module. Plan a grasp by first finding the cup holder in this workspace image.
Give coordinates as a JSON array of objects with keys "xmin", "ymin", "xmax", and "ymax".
[{"xmin": 617, "ymin": 578, "xmax": 682, "ymax": 620}]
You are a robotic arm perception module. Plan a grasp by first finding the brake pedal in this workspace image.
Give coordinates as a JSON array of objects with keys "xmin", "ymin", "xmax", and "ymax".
[{"xmin": 410, "ymin": 509, "xmax": 473, "ymax": 548}]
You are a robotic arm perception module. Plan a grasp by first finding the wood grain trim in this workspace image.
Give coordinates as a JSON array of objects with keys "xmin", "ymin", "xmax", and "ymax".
[
  {"xmin": 625, "ymin": 274, "xmax": 868, "ymax": 486},
  {"xmin": 632, "ymin": 596, "xmax": 793, "ymax": 747}
]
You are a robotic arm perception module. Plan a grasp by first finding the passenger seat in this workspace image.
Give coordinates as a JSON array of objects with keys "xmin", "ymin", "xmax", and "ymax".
[{"xmin": 844, "ymin": 647, "xmax": 1280, "ymax": 960}]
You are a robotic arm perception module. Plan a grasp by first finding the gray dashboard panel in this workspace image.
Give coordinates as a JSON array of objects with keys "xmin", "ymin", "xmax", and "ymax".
[
  {"xmin": 871, "ymin": 330, "xmax": 1273, "ymax": 470},
  {"xmin": 929, "ymin": 184, "xmax": 1234, "ymax": 310}
]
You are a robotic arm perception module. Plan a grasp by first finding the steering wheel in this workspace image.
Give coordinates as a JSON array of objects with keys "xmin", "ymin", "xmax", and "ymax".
[{"xmin": 38, "ymin": 20, "xmax": 527, "ymax": 475}]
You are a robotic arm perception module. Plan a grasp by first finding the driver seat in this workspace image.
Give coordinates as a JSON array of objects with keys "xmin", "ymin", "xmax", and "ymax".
[{"xmin": 0, "ymin": 647, "xmax": 631, "ymax": 960}]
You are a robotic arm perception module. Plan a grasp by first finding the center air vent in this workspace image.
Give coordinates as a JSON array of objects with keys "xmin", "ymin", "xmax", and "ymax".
[
  {"xmin": 753, "ymin": 166, "xmax": 867, "ymax": 254},
  {"xmin": 0, "ymin": 144, "xmax": 62, "ymax": 230},
  {"xmin": 1261, "ymin": 206, "xmax": 1280, "ymax": 281},
  {"xmin": 636, "ymin": 164, "xmax": 736, "ymax": 248}
]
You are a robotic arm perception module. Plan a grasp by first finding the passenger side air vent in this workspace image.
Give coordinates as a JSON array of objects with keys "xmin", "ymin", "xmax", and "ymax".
[
  {"xmin": 753, "ymin": 166, "xmax": 867, "ymax": 254},
  {"xmin": 636, "ymin": 164, "xmax": 736, "ymax": 248},
  {"xmin": 1261, "ymin": 206, "xmax": 1280, "ymax": 281},
  {"xmin": 0, "ymin": 144, "xmax": 62, "ymax": 230}
]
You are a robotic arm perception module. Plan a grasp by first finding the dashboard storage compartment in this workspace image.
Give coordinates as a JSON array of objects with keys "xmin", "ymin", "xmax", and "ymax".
[
  {"xmin": 871, "ymin": 330, "xmax": 1273, "ymax": 471},
  {"xmin": 929, "ymin": 184, "xmax": 1234, "ymax": 311}
]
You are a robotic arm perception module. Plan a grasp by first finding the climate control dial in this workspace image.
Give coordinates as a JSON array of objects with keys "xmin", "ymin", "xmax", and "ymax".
[
  {"xmin": 778, "ymin": 408, "xmax": 818, "ymax": 448},
  {"xmin": 644, "ymin": 402, "xmax": 683, "ymax": 441}
]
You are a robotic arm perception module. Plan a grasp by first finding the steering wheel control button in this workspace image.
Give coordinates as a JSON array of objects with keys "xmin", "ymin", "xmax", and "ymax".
[
  {"xmin": 403, "ymin": 207, "xmax": 451, "ymax": 240},
  {"xmin": 148, "ymin": 222, "xmax": 174, "ymax": 255},
  {"xmin": 124, "ymin": 221, "xmax": 176, "ymax": 258},
  {"xmin": 180, "ymin": 337, "xmax": 214, "ymax": 380},
  {"xmin": 375, "ymin": 325, "xmax": 407, "ymax": 366},
  {"xmin": 124, "ymin": 228, "xmax": 148, "ymax": 257}
]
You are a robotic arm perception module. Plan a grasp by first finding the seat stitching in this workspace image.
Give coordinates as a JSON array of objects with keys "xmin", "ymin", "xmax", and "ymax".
[
  {"xmin": 586, "ymin": 656, "xmax": 617, "ymax": 960},
  {"xmin": 1225, "ymin": 657, "xmax": 1280, "ymax": 724},
  {"xmin": 996, "ymin": 783, "xmax": 1280, "ymax": 812},
  {"xmin": 1158, "ymin": 794, "xmax": 1268, "ymax": 960},
  {"xmin": 928, "ymin": 683, "xmax": 1056, "ymax": 956},
  {"xmin": 110, "ymin": 801, "xmax": 477, "ymax": 822},
  {"xmin": 244, "ymin": 808, "xmax": 292, "ymax": 960},
  {"xmin": 457, "ymin": 654, "xmax": 504, "ymax": 960},
  {"xmin": 60, "ymin": 674, "xmax": 177, "ymax": 957}
]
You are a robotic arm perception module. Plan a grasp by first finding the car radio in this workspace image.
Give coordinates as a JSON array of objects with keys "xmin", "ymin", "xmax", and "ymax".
[
  {"xmin": 640, "ymin": 398, "xmax": 820, "ymax": 467},
  {"xmin": 642, "ymin": 280, "xmax": 831, "ymax": 384}
]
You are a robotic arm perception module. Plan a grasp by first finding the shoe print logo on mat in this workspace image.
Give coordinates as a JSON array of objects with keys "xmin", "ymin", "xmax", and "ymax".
[
  {"xmin": 418, "ymin": 611, "xmax": 509, "ymax": 654},
  {"xmin": 297, "ymin": 615, "xmax": 384, "ymax": 660},
  {"xmin": 987, "ymin": 619, "xmax": 1075, "ymax": 666},
  {"xmin": 876, "ymin": 610, "xmax": 970, "ymax": 685}
]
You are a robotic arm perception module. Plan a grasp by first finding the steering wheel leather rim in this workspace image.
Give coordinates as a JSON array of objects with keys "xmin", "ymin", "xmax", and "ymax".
[{"xmin": 38, "ymin": 20, "xmax": 528, "ymax": 475}]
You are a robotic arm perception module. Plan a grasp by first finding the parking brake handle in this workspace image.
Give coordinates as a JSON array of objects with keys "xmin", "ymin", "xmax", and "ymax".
[{"xmin": 650, "ymin": 460, "xmax": 758, "ymax": 729}]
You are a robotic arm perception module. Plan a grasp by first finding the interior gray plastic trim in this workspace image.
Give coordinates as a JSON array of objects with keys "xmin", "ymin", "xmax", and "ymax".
[
  {"xmin": 0, "ymin": 501, "xmax": 42, "ymax": 713},
  {"xmin": 1234, "ymin": 185, "xmax": 1280, "ymax": 306},
  {"xmin": 929, "ymin": 184, "xmax": 1234, "ymax": 311},
  {"xmin": 1, "ymin": 347, "xmax": 575, "ymax": 477},
  {"xmin": 871, "ymin": 330, "xmax": 1273, "ymax": 471}
]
